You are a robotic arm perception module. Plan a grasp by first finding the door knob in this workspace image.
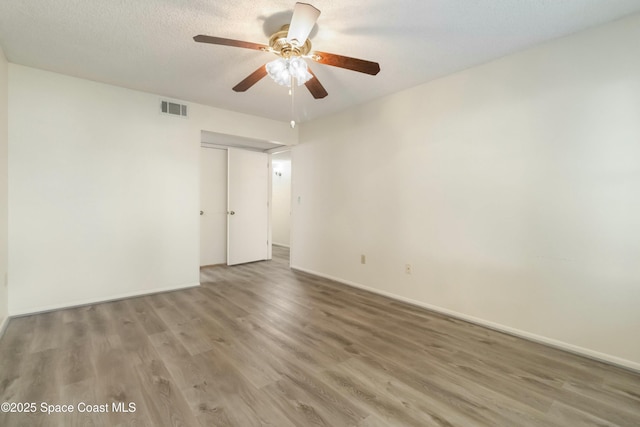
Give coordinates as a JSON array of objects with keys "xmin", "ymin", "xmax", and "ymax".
[
  {"xmin": 200, "ymin": 210, "xmax": 204, "ymax": 216},
  {"xmin": 229, "ymin": 211, "xmax": 235, "ymax": 215}
]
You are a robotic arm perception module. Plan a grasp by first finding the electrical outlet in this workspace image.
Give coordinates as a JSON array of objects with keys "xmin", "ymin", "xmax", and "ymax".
[
  {"xmin": 361, "ymin": 254, "xmax": 366, "ymax": 264},
  {"xmin": 405, "ymin": 264, "xmax": 412, "ymax": 275}
]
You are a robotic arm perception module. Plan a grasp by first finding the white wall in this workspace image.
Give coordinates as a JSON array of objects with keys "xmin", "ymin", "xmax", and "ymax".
[
  {"xmin": 271, "ymin": 151, "xmax": 291, "ymax": 247},
  {"xmin": 8, "ymin": 65, "xmax": 295, "ymax": 315},
  {"xmin": 293, "ymin": 14, "xmax": 640, "ymax": 369},
  {"xmin": 0, "ymin": 46, "xmax": 8, "ymax": 332}
]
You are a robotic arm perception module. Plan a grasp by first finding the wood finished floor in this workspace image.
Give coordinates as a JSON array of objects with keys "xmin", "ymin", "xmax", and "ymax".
[{"xmin": 1, "ymin": 246, "xmax": 639, "ymax": 426}]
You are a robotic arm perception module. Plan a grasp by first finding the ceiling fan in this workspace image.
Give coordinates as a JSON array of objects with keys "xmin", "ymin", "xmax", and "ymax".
[{"xmin": 193, "ymin": 2, "xmax": 380, "ymax": 99}]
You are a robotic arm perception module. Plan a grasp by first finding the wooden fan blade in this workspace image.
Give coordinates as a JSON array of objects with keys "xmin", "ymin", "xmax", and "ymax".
[
  {"xmin": 233, "ymin": 65, "xmax": 268, "ymax": 92},
  {"xmin": 311, "ymin": 51, "xmax": 380, "ymax": 75},
  {"xmin": 304, "ymin": 67, "xmax": 328, "ymax": 99},
  {"xmin": 193, "ymin": 35, "xmax": 268, "ymax": 52}
]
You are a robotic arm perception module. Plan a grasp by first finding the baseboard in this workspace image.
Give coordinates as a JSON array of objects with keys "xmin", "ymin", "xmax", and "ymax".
[
  {"xmin": 0, "ymin": 315, "xmax": 9, "ymax": 340},
  {"xmin": 291, "ymin": 265, "xmax": 640, "ymax": 373},
  {"xmin": 9, "ymin": 282, "xmax": 200, "ymax": 317},
  {"xmin": 200, "ymin": 263, "xmax": 225, "ymax": 268},
  {"xmin": 272, "ymin": 243, "xmax": 290, "ymax": 248}
]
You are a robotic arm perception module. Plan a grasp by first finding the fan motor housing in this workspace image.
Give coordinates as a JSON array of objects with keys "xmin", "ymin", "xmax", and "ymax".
[{"xmin": 268, "ymin": 25, "xmax": 312, "ymax": 58}]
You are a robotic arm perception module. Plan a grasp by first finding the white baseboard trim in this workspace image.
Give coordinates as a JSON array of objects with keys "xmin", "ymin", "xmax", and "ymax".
[
  {"xmin": 291, "ymin": 265, "xmax": 640, "ymax": 373},
  {"xmin": 9, "ymin": 282, "xmax": 200, "ymax": 317},
  {"xmin": 272, "ymin": 243, "xmax": 290, "ymax": 248},
  {"xmin": 0, "ymin": 315, "xmax": 10, "ymax": 340}
]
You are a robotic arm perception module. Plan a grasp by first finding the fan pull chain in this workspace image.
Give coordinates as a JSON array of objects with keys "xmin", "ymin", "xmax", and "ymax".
[{"xmin": 290, "ymin": 75, "xmax": 296, "ymax": 128}]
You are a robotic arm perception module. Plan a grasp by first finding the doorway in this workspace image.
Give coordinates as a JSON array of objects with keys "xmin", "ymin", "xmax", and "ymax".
[
  {"xmin": 271, "ymin": 150, "xmax": 292, "ymax": 263},
  {"xmin": 200, "ymin": 145, "xmax": 270, "ymax": 267}
]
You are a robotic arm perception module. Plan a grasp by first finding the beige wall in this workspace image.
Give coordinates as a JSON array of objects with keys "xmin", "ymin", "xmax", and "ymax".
[
  {"xmin": 8, "ymin": 65, "xmax": 294, "ymax": 315},
  {"xmin": 292, "ymin": 14, "xmax": 640, "ymax": 369},
  {"xmin": 0, "ymin": 47, "xmax": 8, "ymax": 333}
]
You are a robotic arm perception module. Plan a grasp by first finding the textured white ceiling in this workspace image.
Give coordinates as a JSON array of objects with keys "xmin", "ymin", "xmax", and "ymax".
[{"xmin": 1, "ymin": 1, "xmax": 640, "ymax": 123}]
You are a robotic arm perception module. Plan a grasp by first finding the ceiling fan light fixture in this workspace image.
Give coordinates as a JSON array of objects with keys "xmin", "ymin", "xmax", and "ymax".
[
  {"xmin": 193, "ymin": 3, "xmax": 379, "ymax": 100},
  {"xmin": 266, "ymin": 57, "xmax": 312, "ymax": 87}
]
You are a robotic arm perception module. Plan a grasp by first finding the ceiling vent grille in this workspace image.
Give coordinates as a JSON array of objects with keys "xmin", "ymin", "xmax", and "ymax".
[{"xmin": 160, "ymin": 100, "xmax": 188, "ymax": 118}]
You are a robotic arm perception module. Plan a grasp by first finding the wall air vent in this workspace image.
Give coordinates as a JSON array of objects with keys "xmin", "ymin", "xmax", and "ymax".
[{"xmin": 160, "ymin": 100, "xmax": 188, "ymax": 118}]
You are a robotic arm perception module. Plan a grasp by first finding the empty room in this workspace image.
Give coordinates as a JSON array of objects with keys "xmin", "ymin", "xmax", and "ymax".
[{"xmin": 1, "ymin": 1, "xmax": 639, "ymax": 426}]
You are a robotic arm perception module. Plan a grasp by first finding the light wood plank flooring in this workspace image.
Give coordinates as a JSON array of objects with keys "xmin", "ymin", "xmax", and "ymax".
[{"xmin": 1, "ymin": 246, "xmax": 639, "ymax": 426}]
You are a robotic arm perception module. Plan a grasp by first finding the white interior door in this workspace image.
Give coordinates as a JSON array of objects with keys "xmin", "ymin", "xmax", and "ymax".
[
  {"xmin": 200, "ymin": 147, "xmax": 227, "ymax": 266},
  {"xmin": 227, "ymin": 148, "xmax": 269, "ymax": 265}
]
